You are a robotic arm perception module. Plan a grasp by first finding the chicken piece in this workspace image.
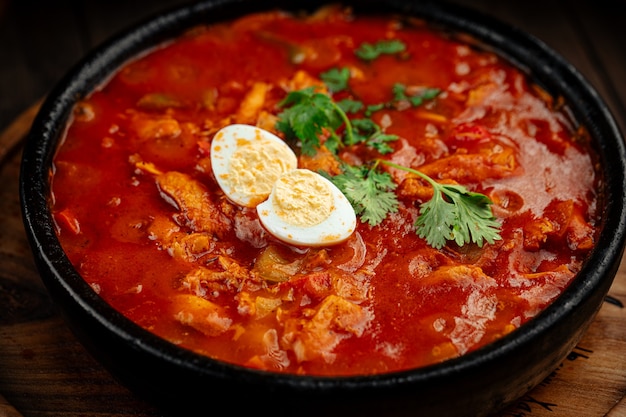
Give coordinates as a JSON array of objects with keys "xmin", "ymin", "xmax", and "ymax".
[
  {"xmin": 156, "ymin": 171, "xmax": 230, "ymax": 238},
  {"xmin": 129, "ymin": 114, "xmax": 202, "ymax": 165},
  {"xmin": 182, "ymin": 255, "xmax": 262, "ymax": 296},
  {"xmin": 183, "ymin": 266, "xmax": 224, "ymax": 296},
  {"xmin": 298, "ymin": 145, "xmax": 341, "ymax": 176},
  {"xmin": 168, "ymin": 233, "xmax": 215, "ymax": 262},
  {"xmin": 420, "ymin": 264, "xmax": 495, "ymax": 288},
  {"xmin": 466, "ymin": 82, "xmax": 504, "ymax": 107},
  {"xmin": 523, "ymin": 217, "xmax": 555, "ymax": 251},
  {"xmin": 283, "ymin": 70, "xmax": 327, "ymax": 93},
  {"xmin": 566, "ymin": 212, "xmax": 595, "ymax": 251},
  {"xmin": 147, "ymin": 214, "xmax": 219, "ymax": 263},
  {"xmin": 237, "ymin": 293, "xmax": 283, "ymax": 319},
  {"xmin": 145, "ymin": 214, "xmax": 208, "ymax": 262},
  {"xmin": 330, "ymin": 269, "xmax": 369, "ymax": 302},
  {"xmin": 132, "ymin": 114, "xmax": 182, "ymax": 140},
  {"xmin": 524, "ymin": 200, "xmax": 595, "ymax": 252},
  {"xmin": 398, "ymin": 177, "xmax": 458, "ymax": 201},
  {"xmin": 285, "ymin": 267, "xmax": 368, "ymax": 303},
  {"xmin": 417, "ymin": 146, "xmax": 517, "ymax": 183},
  {"xmin": 146, "ymin": 215, "xmax": 180, "ymax": 239},
  {"xmin": 303, "ymin": 271, "xmax": 334, "ymax": 298},
  {"xmin": 543, "ymin": 200, "xmax": 574, "ymax": 238},
  {"xmin": 397, "ymin": 178, "xmax": 432, "ymax": 201},
  {"xmin": 286, "ymin": 295, "xmax": 369, "ymax": 363},
  {"xmin": 236, "ymin": 82, "xmax": 269, "ymax": 124},
  {"xmin": 172, "ymin": 294, "xmax": 232, "ymax": 336}
]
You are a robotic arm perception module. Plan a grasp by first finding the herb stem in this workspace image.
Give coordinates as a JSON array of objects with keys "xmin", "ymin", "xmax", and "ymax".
[
  {"xmin": 380, "ymin": 160, "xmax": 437, "ymax": 187},
  {"xmin": 379, "ymin": 159, "xmax": 501, "ymax": 249},
  {"xmin": 333, "ymin": 102, "xmax": 354, "ymax": 145}
]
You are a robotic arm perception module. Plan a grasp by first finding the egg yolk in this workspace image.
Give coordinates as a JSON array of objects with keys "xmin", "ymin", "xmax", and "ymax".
[
  {"xmin": 271, "ymin": 169, "xmax": 333, "ymax": 227},
  {"xmin": 226, "ymin": 138, "xmax": 296, "ymax": 206}
]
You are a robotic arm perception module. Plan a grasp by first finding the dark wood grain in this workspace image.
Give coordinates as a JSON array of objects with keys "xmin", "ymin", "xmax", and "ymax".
[
  {"xmin": 0, "ymin": 393, "xmax": 24, "ymax": 417},
  {"xmin": 0, "ymin": 1, "xmax": 625, "ymax": 416}
]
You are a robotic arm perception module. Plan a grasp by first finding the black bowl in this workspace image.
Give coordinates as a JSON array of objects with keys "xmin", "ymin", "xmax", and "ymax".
[{"xmin": 19, "ymin": 0, "xmax": 626, "ymax": 416}]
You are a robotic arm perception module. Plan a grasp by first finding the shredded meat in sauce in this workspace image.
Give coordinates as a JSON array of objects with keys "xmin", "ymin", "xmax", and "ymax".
[{"xmin": 50, "ymin": 6, "xmax": 600, "ymax": 376}]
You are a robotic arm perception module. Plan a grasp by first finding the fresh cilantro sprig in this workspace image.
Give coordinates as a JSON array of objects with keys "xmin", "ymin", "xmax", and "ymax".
[
  {"xmin": 275, "ymin": 67, "xmax": 501, "ymax": 249},
  {"xmin": 322, "ymin": 163, "xmax": 398, "ymax": 226},
  {"xmin": 276, "ymin": 87, "xmax": 354, "ymax": 155},
  {"xmin": 325, "ymin": 159, "xmax": 501, "ymax": 248},
  {"xmin": 277, "ymin": 88, "xmax": 395, "ymax": 155},
  {"xmin": 381, "ymin": 160, "xmax": 502, "ymax": 249}
]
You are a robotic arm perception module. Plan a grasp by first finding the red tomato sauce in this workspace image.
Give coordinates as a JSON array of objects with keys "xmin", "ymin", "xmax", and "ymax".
[{"xmin": 50, "ymin": 5, "xmax": 600, "ymax": 376}]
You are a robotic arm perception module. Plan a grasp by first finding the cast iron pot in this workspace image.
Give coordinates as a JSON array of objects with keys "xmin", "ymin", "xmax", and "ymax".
[{"xmin": 19, "ymin": 0, "xmax": 626, "ymax": 416}]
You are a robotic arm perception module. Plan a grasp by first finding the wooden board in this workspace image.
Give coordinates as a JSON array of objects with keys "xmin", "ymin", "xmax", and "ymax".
[{"xmin": 1, "ymin": 105, "xmax": 625, "ymax": 417}]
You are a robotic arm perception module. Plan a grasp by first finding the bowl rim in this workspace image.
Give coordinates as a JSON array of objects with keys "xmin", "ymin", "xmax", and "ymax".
[{"xmin": 19, "ymin": 0, "xmax": 626, "ymax": 391}]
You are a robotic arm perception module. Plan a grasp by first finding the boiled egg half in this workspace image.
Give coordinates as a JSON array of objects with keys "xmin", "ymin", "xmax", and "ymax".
[
  {"xmin": 210, "ymin": 124, "xmax": 356, "ymax": 246},
  {"xmin": 210, "ymin": 124, "xmax": 298, "ymax": 207},
  {"xmin": 257, "ymin": 169, "xmax": 357, "ymax": 247}
]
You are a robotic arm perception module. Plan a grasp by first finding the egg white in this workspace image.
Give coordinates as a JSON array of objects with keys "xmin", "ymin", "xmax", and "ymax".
[
  {"xmin": 257, "ymin": 169, "xmax": 357, "ymax": 246},
  {"xmin": 210, "ymin": 124, "xmax": 297, "ymax": 207}
]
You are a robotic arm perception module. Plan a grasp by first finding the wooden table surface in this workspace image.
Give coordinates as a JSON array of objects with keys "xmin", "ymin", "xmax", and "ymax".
[{"xmin": 1, "ymin": 1, "xmax": 625, "ymax": 416}]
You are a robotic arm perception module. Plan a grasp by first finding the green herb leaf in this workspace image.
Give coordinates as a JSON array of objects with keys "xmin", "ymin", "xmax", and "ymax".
[
  {"xmin": 393, "ymin": 83, "xmax": 441, "ymax": 107},
  {"xmin": 382, "ymin": 160, "xmax": 502, "ymax": 249},
  {"xmin": 324, "ymin": 135, "xmax": 342, "ymax": 154},
  {"xmin": 355, "ymin": 39, "xmax": 406, "ymax": 61},
  {"xmin": 276, "ymin": 87, "xmax": 352, "ymax": 155},
  {"xmin": 324, "ymin": 164, "xmax": 399, "ymax": 226},
  {"xmin": 350, "ymin": 118, "xmax": 378, "ymax": 145},
  {"xmin": 367, "ymin": 132, "xmax": 398, "ymax": 154},
  {"xmin": 337, "ymin": 98, "xmax": 364, "ymax": 114},
  {"xmin": 363, "ymin": 84, "xmax": 440, "ymax": 117},
  {"xmin": 365, "ymin": 103, "xmax": 386, "ymax": 116},
  {"xmin": 275, "ymin": 83, "xmax": 498, "ymax": 249},
  {"xmin": 320, "ymin": 67, "xmax": 351, "ymax": 92},
  {"xmin": 350, "ymin": 118, "xmax": 398, "ymax": 153}
]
